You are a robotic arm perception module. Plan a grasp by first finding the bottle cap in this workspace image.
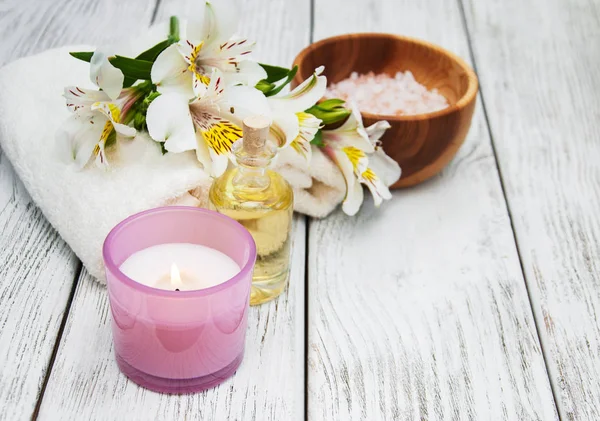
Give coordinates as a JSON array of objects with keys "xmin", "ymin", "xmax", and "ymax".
[{"xmin": 242, "ymin": 115, "xmax": 271, "ymax": 154}]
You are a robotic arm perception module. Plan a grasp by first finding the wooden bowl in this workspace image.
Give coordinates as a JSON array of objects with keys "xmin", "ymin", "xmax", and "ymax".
[{"xmin": 292, "ymin": 33, "xmax": 478, "ymax": 188}]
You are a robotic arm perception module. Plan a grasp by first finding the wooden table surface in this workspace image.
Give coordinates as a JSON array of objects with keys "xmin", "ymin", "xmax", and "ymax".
[{"xmin": 1, "ymin": 0, "xmax": 599, "ymax": 419}]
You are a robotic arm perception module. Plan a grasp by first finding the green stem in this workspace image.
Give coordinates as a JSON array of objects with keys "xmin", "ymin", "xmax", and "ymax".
[{"xmin": 169, "ymin": 16, "xmax": 180, "ymax": 42}]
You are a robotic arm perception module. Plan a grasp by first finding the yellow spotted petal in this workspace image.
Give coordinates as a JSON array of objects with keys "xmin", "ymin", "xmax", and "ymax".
[
  {"xmin": 322, "ymin": 105, "xmax": 373, "ymax": 152},
  {"xmin": 199, "ymin": 119, "xmax": 243, "ymax": 156},
  {"xmin": 341, "ymin": 146, "xmax": 368, "ymax": 175},
  {"xmin": 324, "ymin": 146, "xmax": 365, "ymax": 216},
  {"xmin": 360, "ymin": 167, "xmax": 391, "ymax": 207},
  {"xmin": 91, "ymin": 102, "xmax": 121, "ymax": 123},
  {"xmin": 290, "ymin": 112, "xmax": 321, "ymax": 162}
]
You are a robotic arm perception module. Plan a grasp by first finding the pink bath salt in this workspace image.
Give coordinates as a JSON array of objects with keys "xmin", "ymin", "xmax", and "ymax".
[{"xmin": 325, "ymin": 71, "xmax": 449, "ymax": 116}]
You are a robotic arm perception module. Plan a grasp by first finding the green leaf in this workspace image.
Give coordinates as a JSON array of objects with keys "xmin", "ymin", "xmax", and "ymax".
[
  {"xmin": 70, "ymin": 51, "xmax": 93, "ymax": 62},
  {"xmin": 110, "ymin": 56, "xmax": 153, "ymax": 80},
  {"xmin": 259, "ymin": 63, "xmax": 291, "ymax": 83},
  {"xmin": 122, "ymin": 77, "xmax": 137, "ymax": 89},
  {"xmin": 135, "ymin": 39, "xmax": 172, "ymax": 62},
  {"xmin": 265, "ymin": 65, "xmax": 298, "ymax": 97},
  {"xmin": 69, "ymin": 52, "xmax": 154, "ymax": 81},
  {"xmin": 310, "ymin": 129, "xmax": 324, "ymax": 147},
  {"xmin": 255, "ymin": 80, "xmax": 275, "ymax": 94}
]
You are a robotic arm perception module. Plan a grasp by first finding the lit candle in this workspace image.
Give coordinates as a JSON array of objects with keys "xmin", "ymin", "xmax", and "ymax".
[
  {"xmin": 103, "ymin": 207, "xmax": 256, "ymax": 394},
  {"xmin": 119, "ymin": 243, "xmax": 241, "ymax": 291}
]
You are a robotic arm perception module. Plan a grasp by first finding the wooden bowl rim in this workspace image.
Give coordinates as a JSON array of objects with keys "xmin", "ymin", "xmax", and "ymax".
[{"xmin": 292, "ymin": 32, "xmax": 479, "ymax": 122}]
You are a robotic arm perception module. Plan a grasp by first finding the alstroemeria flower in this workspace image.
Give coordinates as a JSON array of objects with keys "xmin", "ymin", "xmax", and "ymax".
[
  {"xmin": 147, "ymin": 69, "xmax": 270, "ymax": 176},
  {"xmin": 151, "ymin": 0, "xmax": 265, "ymax": 99},
  {"xmin": 289, "ymin": 112, "xmax": 321, "ymax": 162},
  {"xmin": 361, "ymin": 121, "xmax": 401, "ymax": 206},
  {"xmin": 267, "ymin": 66, "xmax": 327, "ymax": 158},
  {"xmin": 89, "ymin": 49, "xmax": 124, "ymax": 100},
  {"xmin": 58, "ymin": 88, "xmax": 136, "ymax": 167},
  {"xmin": 322, "ymin": 107, "xmax": 400, "ymax": 215}
]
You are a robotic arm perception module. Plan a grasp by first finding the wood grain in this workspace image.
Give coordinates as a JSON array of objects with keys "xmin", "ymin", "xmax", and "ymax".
[
  {"xmin": 36, "ymin": 0, "xmax": 309, "ymax": 419},
  {"xmin": 38, "ymin": 216, "xmax": 306, "ymax": 421},
  {"xmin": 463, "ymin": 0, "xmax": 600, "ymax": 419},
  {"xmin": 292, "ymin": 33, "xmax": 478, "ymax": 188},
  {"xmin": 308, "ymin": 0, "xmax": 559, "ymax": 419},
  {"xmin": 0, "ymin": 1, "xmax": 156, "ymax": 419}
]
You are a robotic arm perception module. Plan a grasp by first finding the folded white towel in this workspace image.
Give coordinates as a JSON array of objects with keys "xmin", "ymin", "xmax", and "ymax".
[{"xmin": 0, "ymin": 46, "xmax": 346, "ymax": 282}]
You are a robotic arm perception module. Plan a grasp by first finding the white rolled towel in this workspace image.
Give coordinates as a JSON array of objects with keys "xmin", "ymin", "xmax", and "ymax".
[{"xmin": 0, "ymin": 46, "xmax": 346, "ymax": 282}]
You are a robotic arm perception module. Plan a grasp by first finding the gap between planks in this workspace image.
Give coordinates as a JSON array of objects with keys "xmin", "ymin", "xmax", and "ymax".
[
  {"xmin": 304, "ymin": 3, "xmax": 315, "ymax": 418},
  {"xmin": 303, "ymin": 215, "xmax": 311, "ymax": 421},
  {"xmin": 31, "ymin": 262, "xmax": 82, "ymax": 421},
  {"xmin": 455, "ymin": 0, "xmax": 562, "ymax": 417}
]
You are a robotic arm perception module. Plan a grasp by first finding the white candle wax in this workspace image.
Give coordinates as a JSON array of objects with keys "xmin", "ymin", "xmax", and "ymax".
[{"xmin": 119, "ymin": 243, "xmax": 240, "ymax": 291}]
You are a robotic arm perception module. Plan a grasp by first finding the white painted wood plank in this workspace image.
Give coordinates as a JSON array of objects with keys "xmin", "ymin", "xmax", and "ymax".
[
  {"xmin": 463, "ymin": 0, "xmax": 600, "ymax": 419},
  {"xmin": 38, "ymin": 1, "xmax": 308, "ymax": 419},
  {"xmin": 38, "ymin": 216, "xmax": 305, "ymax": 421},
  {"xmin": 0, "ymin": 1, "xmax": 156, "ymax": 419},
  {"xmin": 308, "ymin": 0, "xmax": 559, "ymax": 419}
]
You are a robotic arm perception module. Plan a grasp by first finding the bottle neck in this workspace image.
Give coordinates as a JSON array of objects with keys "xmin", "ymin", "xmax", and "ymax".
[{"xmin": 232, "ymin": 139, "xmax": 276, "ymax": 190}]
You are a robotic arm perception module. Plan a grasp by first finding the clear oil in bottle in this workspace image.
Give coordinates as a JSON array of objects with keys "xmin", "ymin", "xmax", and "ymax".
[{"xmin": 208, "ymin": 116, "xmax": 294, "ymax": 305}]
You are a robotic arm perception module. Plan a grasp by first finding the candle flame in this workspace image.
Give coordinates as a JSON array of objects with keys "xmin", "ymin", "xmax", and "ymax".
[{"xmin": 171, "ymin": 263, "xmax": 183, "ymax": 287}]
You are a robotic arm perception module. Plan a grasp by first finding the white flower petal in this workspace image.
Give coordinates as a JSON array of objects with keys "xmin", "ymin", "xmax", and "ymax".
[
  {"xmin": 90, "ymin": 102, "xmax": 120, "ymax": 121},
  {"xmin": 216, "ymin": 85, "xmax": 272, "ymax": 125},
  {"xmin": 56, "ymin": 112, "xmax": 105, "ymax": 168},
  {"xmin": 195, "ymin": 131, "xmax": 213, "ymax": 174},
  {"xmin": 290, "ymin": 138, "xmax": 312, "ymax": 163},
  {"xmin": 187, "ymin": 0, "xmax": 239, "ymax": 46},
  {"xmin": 268, "ymin": 111, "xmax": 299, "ymax": 148},
  {"xmin": 369, "ymin": 147, "xmax": 401, "ymax": 186},
  {"xmin": 297, "ymin": 111, "xmax": 321, "ymax": 138},
  {"xmin": 325, "ymin": 146, "xmax": 364, "ymax": 215},
  {"xmin": 146, "ymin": 93, "xmax": 196, "ymax": 152},
  {"xmin": 217, "ymin": 38, "xmax": 257, "ymax": 57},
  {"xmin": 220, "ymin": 59, "xmax": 266, "ymax": 87},
  {"xmin": 177, "ymin": 40, "xmax": 197, "ymax": 65},
  {"xmin": 268, "ymin": 67, "xmax": 327, "ymax": 114},
  {"xmin": 292, "ymin": 112, "xmax": 321, "ymax": 162},
  {"xmin": 342, "ymin": 177, "xmax": 364, "ymax": 216},
  {"xmin": 193, "ymin": 41, "xmax": 260, "ymax": 87},
  {"xmin": 151, "ymin": 44, "xmax": 194, "ymax": 98},
  {"xmin": 209, "ymin": 148, "xmax": 230, "ymax": 177},
  {"xmin": 90, "ymin": 50, "xmax": 124, "ymax": 101},
  {"xmin": 192, "ymin": 71, "xmax": 210, "ymax": 98},
  {"xmin": 112, "ymin": 122, "xmax": 136, "ymax": 137},
  {"xmin": 365, "ymin": 120, "xmax": 391, "ymax": 143},
  {"xmin": 322, "ymin": 105, "xmax": 373, "ymax": 152},
  {"xmin": 361, "ymin": 167, "xmax": 392, "ymax": 208},
  {"xmin": 63, "ymin": 87, "xmax": 111, "ymax": 113},
  {"xmin": 94, "ymin": 138, "xmax": 109, "ymax": 168}
]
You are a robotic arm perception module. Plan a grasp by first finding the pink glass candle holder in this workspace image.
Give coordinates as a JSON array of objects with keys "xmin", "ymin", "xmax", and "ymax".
[{"xmin": 103, "ymin": 207, "xmax": 256, "ymax": 394}]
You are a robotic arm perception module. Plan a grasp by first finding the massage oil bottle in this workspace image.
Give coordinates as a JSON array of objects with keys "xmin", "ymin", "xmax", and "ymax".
[{"xmin": 208, "ymin": 116, "xmax": 293, "ymax": 305}]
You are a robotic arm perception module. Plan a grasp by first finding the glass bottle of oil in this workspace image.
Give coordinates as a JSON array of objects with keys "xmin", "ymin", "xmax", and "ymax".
[{"xmin": 208, "ymin": 115, "xmax": 294, "ymax": 305}]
